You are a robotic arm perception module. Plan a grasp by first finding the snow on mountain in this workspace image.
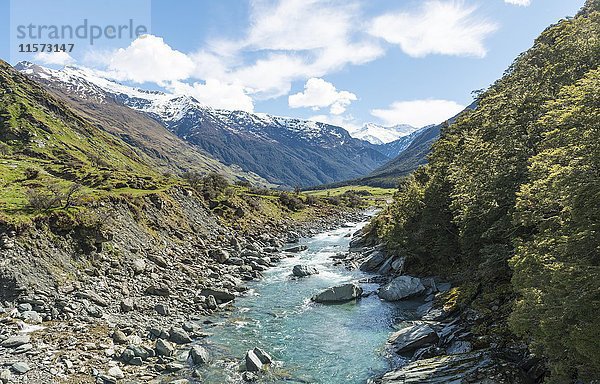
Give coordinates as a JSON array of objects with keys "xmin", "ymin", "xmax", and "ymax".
[
  {"xmin": 350, "ymin": 122, "xmax": 419, "ymax": 145},
  {"xmin": 16, "ymin": 61, "xmax": 390, "ymax": 187},
  {"xmin": 15, "ymin": 62, "xmax": 351, "ymax": 146}
]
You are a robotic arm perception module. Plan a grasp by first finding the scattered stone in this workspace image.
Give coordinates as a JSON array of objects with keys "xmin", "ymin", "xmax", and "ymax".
[
  {"xmin": 242, "ymin": 371, "xmax": 257, "ymax": 382},
  {"xmin": 312, "ymin": 283, "xmax": 363, "ymax": 303},
  {"xmin": 169, "ymin": 327, "xmax": 192, "ymax": 344},
  {"xmin": 148, "ymin": 254, "xmax": 169, "ymax": 268},
  {"xmin": 200, "ymin": 288, "xmax": 235, "ymax": 302},
  {"xmin": 0, "ymin": 370, "xmax": 10, "ymax": 384},
  {"xmin": 189, "ymin": 345, "xmax": 209, "ymax": 364},
  {"xmin": 283, "ymin": 245, "xmax": 307, "ymax": 253},
  {"xmin": 378, "ymin": 276, "xmax": 425, "ymax": 301},
  {"xmin": 292, "ymin": 265, "xmax": 319, "ymax": 277},
  {"xmin": 120, "ymin": 298, "xmax": 134, "ymax": 313},
  {"xmin": 11, "ymin": 362, "xmax": 30, "ymax": 374},
  {"xmin": 107, "ymin": 366, "xmax": 124, "ymax": 379},
  {"xmin": 1, "ymin": 335, "xmax": 30, "ymax": 348},
  {"xmin": 206, "ymin": 295, "xmax": 218, "ymax": 310},
  {"xmin": 112, "ymin": 330, "xmax": 128, "ymax": 345},
  {"xmin": 156, "ymin": 339, "xmax": 175, "ymax": 357},
  {"xmin": 132, "ymin": 258, "xmax": 146, "ymax": 274},
  {"xmin": 209, "ymin": 249, "xmax": 230, "ymax": 264},
  {"xmin": 155, "ymin": 303, "xmax": 170, "ymax": 316},
  {"xmin": 14, "ymin": 343, "xmax": 33, "ymax": 354}
]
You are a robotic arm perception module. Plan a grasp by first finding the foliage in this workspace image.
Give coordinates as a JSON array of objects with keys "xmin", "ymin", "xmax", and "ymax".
[
  {"xmin": 510, "ymin": 69, "xmax": 600, "ymax": 383},
  {"xmin": 374, "ymin": 3, "xmax": 600, "ymax": 381}
]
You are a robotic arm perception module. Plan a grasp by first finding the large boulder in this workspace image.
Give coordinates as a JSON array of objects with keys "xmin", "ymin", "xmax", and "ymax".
[
  {"xmin": 388, "ymin": 323, "xmax": 439, "ymax": 353},
  {"xmin": 359, "ymin": 250, "xmax": 386, "ymax": 272},
  {"xmin": 312, "ymin": 283, "xmax": 363, "ymax": 303},
  {"xmin": 292, "ymin": 265, "xmax": 319, "ymax": 277},
  {"xmin": 378, "ymin": 276, "xmax": 425, "ymax": 301}
]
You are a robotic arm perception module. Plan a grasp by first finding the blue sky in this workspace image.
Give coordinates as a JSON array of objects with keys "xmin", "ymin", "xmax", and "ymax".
[{"xmin": 1, "ymin": 0, "xmax": 586, "ymax": 131}]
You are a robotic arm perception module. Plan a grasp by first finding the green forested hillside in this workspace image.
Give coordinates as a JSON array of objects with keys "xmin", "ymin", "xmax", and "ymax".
[{"xmin": 371, "ymin": 2, "xmax": 600, "ymax": 382}]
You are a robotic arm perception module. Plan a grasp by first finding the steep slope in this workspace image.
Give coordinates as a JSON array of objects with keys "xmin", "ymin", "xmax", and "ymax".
[
  {"xmin": 15, "ymin": 62, "xmax": 270, "ymax": 187},
  {"xmin": 0, "ymin": 59, "xmax": 165, "ymax": 212},
  {"xmin": 17, "ymin": 63, "xmax": 389, "ymax": 188},
  {"xmin": 369, "ymin": 2, "xmax": 600, "ymax": 382},
  {"xmin": 374, "ymin": 125, "xmax": 431, "ymax": 158}
]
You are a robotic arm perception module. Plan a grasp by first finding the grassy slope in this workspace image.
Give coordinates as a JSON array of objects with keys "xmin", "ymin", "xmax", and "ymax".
[{"xmin": 0, "ymin": 60, "xmax": 169, "ymax": 220}]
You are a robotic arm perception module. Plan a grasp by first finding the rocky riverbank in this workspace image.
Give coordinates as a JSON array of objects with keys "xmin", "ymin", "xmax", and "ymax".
[
  {"xmin": 0, "ymin": 188, "xmax": 366, "ymax": 384},
  {"xmin": 340, "ymin": 230, "xmax": 542, "ymax": 384}
]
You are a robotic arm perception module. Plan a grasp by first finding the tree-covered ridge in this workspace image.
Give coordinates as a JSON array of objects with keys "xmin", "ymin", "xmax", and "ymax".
[
  {"xmin": 372, "ymin": 1, "xmax": 599, "ymax": 381},
  {"xmin": 511, "ymin": 68, "xmax": 600, "ymax": 383}
]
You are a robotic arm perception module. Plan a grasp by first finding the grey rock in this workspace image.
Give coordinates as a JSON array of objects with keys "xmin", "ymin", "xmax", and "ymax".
[
  {"xmin": 132, "ymin": 258, "xmax": 146, "ymax": 274},
  {"xmin": 200, "ymin": 288, "xmax": 234, "ymax": 302},
  {"xmin": 379, "ymin": 351, "xmax": 529, "ymax": 384},
  {"xmin": 0, "ymin": 369, "xmax": 10, "ymax": 384},
  {"xmin": 245, "ymin": 349, "xmax": 263, "ymax": 372},
  {"xmin": 112, "ymin": 330, "xmax": 128, "ymax": 345},
  {"xmin": 252, "ymin": 347, "xmax": 272, "ymax": 364},
  {"xmin": 209, "ymin": 249, "xmax": 230, "ymax": 264},
  {"xmin": 107, "ymin": 366, "xmax": 124, "ymax": 379},
  {"xmin": 22, "ymin": 310, "xmax": 42, "ymax": 324},
  {"xmin": 145, "ymin": 284, "xmax": 171, "ymax": 296},
  {"xmin": 359, "ymin": 250, "xmax": 386, "ymax": 272},
  {"xmin": 312, "ymin": 283, "xmax": 363, "ymax": 303},
  {"xmin": 120, "ymin": 298, "xmax": 134, "ymax": 313},
  {"xmin": 156, "ymin": 339, "xmax": 175, "ymax": 357},
  {"xmin": 98, "ymin": 374, "xmax": 117, "ymax": 384},
  {"xmin": 17, "ymin": 303, "xmax": 32, "ymax": 312},
  {"xmin": 283, "ymin": 245, "xmax": 307, "ymax": 253},
  {"xmin": 391, "ymin": 257, "xmax": 405, "ymax": 273},
  {"xmin": 189, "ymin": 345, "xmax": 209, "ymax": 364},
  {"xmin": 129, "ymin": 356, "xmax": 143, "ymax": 366},
  {"xmin": 1, "ymin": 335, "xmax": 30, "ymax": 348},
  {"xmin": 155, "ymin": 303, "xmax": 170, "ymax": 316},
  {"xmin": 169, "ymin": 327, "xmax": 192, "ymax": 344},
  {"xmin": 437, "ymin": 282, "xmax": 452, "ymax": 293},
  {"xmin": 148, "ymin": 254, "xmax": 169, "ymax": 268},
  {"xmin": 388, "ymin": 323, "xmax": 439, "ymax": 353},
  {"xmin": 292, "ymin": 265, "xmax": 319, "ymax": 277},
  {"xmin": 447, "ymin": 340, "xmax": 472, "ymax": 355},
  {"xmin": 378, "ymin": 276, "xmax": 425, "ymax": 301},
  {"xmin": 242, "ymin": 371, "xmax": 257, "ymax": 382},
  {"xmin": 14, "ymin": 343, "xmax": 33, "ymax": 354},
  {"xmin": 206, "ymin": 295, "xmax": 218, "ymax": 310},
  {"xmin": 11, "ymin": 362, "xmax": 30, "ymax": 374}
]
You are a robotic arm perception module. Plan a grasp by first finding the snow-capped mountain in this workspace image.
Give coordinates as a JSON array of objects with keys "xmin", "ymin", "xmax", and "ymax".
[
  {"xmin": 16, "ymin": 62, "xmax": 390, "ymax": 187},
  {"xmin": 350, "ymin": 123, "xmax": 420, "ymax": 145}
]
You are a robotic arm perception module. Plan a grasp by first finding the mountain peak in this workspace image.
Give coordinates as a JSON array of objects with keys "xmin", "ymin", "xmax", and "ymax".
[{"xmin": 350, "ymin": 122, "xmax": 419, "ymax": 144}]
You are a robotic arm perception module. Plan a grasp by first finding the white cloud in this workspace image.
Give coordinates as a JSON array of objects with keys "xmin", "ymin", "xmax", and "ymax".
[
  {"xmin": 167, "ymin": 80, "xmax": 254, "ymax": 112},
  {"xmin": 194, "ymin": 0, "xmax": 383, "ymax": 99},
  {"xmin": 34, "ymin": 51, "xmax": 75, "ymax": 66},
  {"xmin": 371, "ymin": 99, "xmax": 465, "ymax": 127},
  {"xmin": 289, "ymin": 78, "xmax": 357, "ymax": 115},
  {"xmin": 368, "ymin": 1, "xmax": 498, "ymax": 58},
  {"xmin": 106, "ymin": 35, "xmax": 195, "ymax": 84},
  {"xmin": 504, "ymin": 0, "xmax": 531, "ymax": 6}
]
